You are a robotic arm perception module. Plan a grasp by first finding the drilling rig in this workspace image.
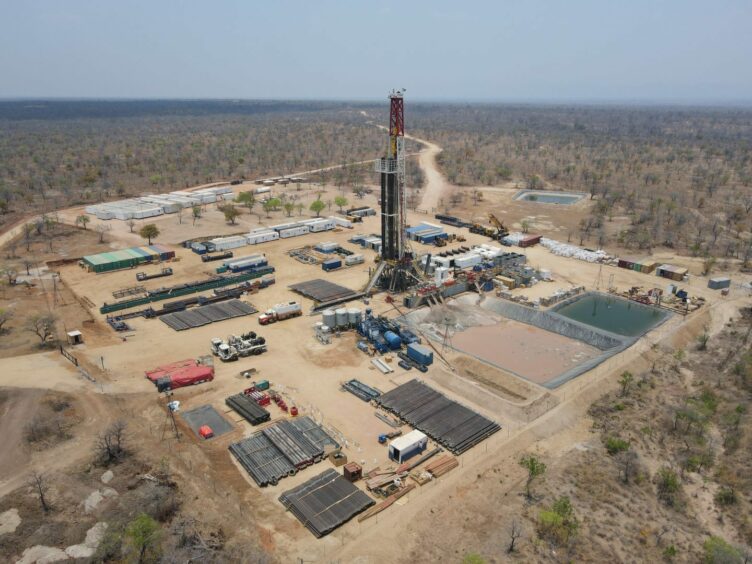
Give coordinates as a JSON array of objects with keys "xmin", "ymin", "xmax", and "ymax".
[{"xmin": 367, "ymin": 89, "xmax": 422, "ymax": 293}]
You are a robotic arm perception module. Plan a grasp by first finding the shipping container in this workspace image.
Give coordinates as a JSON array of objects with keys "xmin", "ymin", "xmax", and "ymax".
[
  {"xmin": 708, "ymin": 277, "xmax": 731, "ymax": 290},
  {"xmin": 345, "ymin": 254, "xmax": 365, "ymax": 266},
  {"xmin": 518, "ymin": 234, "xmax": 541, "ymax": 248},
  {"xmin": 315, "ymin": 242, "xmax": 339, "ymax": 253},
  {"xmin": 656, "ymin": 264, "xmax": 688, "ymax": 281},
  {"xmin": 210, "ymin": 235, "xmax": 249, "ymax": 251},
  {"xmin": 407, "ymin": 343, "xmax": 433, "ymax": 366},
  {"xmin": 388, "ymin": 430, "xmax": 428, "ymax": 463},
  {"xmin": 322, "ymin": 258, "xmax": 342, "ymax": 271},
  {"xmin": 223, "ymin": 254, "xmax": 266, "ymax": 267}
]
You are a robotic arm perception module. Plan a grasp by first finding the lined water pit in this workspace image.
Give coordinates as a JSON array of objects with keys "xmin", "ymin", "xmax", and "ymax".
[
  {"xmin": 514, "ymin": 190, "xmax": 586, "ymax": 205},
  {"xmin": 402, "ymin": 293, "xmax": 671, "ymax": 389}
]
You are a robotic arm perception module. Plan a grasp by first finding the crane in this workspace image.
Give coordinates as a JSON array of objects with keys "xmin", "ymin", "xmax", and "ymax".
[{"xmin": 487, "ymin": 213, "xmax": 509, "ymax": 240}]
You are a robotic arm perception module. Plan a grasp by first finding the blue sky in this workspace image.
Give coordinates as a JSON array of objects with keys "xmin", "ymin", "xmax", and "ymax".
[{"xmin": 1, "ymin": 0, "xmax": 750, "ymax": 103}]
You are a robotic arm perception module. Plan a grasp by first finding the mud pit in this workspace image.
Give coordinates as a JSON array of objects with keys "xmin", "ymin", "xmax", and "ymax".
[{"xmin": 450, "ymin": 319, "xmax": 601, "ymax": 385}]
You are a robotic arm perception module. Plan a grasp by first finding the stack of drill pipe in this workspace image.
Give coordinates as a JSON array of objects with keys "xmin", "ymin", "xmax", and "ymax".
[
  {"xmin": 424, "ymin": 454, "xmax": 459, "ymax": 477},
  {"xmin": 376, "ymin": 379, "xmax": 500, "ymax": 454},
  {"xmin": 276, "ymin": 419, "xmax": 324, "ymax": 462},
  {"xmin": 262, "ymin": 424, "xmax": 313, "ymax": 469},
  {"xmin": 228, "ymin": 433, "xmax": 295, "ymax": 487},
  {"xmin": 357, "ymin": 484, "xmax": 416, "ymax": 522},
  {"xmin": 225, "ymin": 394, "xmax": 271, "ymax": 425}
]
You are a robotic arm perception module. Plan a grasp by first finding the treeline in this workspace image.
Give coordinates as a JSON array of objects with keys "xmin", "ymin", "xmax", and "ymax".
[
  {"xmin": 0, "ymin": 101, "xmax": 384, "ymax": 228},
  {"xmin": 411, "ymin": 104, "xmax": 752, "ymax": 259}
]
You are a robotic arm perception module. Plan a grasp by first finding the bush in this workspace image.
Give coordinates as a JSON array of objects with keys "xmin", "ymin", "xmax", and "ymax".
[
  {"xmin": 656, "ymin": 467, "xmax": 681, "ymax": 506},
  {"xmin": 703, "ymin": 536, "xmax": 743, "ymax": 563},
  {"xmin": 714, "ymin": 486, "xmax": 737, "ymax": 506},
  {"xmin": 605, "ymin": 436, "xmax": 630, "ymax": 455},
  {"xmin": 663, "ymin": 544, "xmax": 677, "ymax": 560},
  {"xmin": 537, "ymin": 496, "xmax": 578, "ymax": 546}
]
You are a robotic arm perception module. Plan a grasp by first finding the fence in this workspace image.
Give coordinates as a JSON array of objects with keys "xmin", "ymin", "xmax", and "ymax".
[{"xmin": 59, "ymin": 346, "xmax": 78, "ymax": 366}]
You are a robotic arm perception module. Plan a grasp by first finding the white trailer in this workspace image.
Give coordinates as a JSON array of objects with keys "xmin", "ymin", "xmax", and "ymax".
[
  {"xmin": 278, "ymin": 226, "xmax": 310, "ymax": 239},
  {"xmin": 328, "ymin": 216, "xmax": 354, "ymax": 229},
  {"xmin": 246, "ymin": 230, "xmax": 280, "ymax": 244},
  {"xmin": 210, "ymin": 235, "xmax": 249, "ymax": 251}
]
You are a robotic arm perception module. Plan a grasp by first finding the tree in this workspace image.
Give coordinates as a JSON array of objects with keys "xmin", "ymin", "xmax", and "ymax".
[
  {"xmin": 619, "ymin": 371, "xmax": 634, "ymax": 396},
  {"xmin": 656, "ymin": 467, "xmax": 681, "ymax": 506},
  {"xmin": 126, "ymin": 219, "xmax": 136, "ymax": 233},
  {"xmin": 262, "ymin": 200, "xmax": 273, "ymax": 218},
  {"xmin": 95, "ymin": 223, "xmax": 111, "ymax": 243},
  {"xmin": 519, "ymin": 455, "xmax": 546, "ymax": 500},
  {"xmin": 27, "ymin": 314, "xmax": 56, "ymax": 345},
  {"xmin": 24, "ymin": 223, "xmax": 34, "ymax": 251},
  {"xmin": 191, "ymin": 205, "xmax": 202, "ymax": 226},
  {"xmin": 125, "ymin": 513, "xmax": 161, "ymax": 563},
  {"xmin": 507, "ymin": 519, "xmax": 522, "ymax": 553},
  {"xmin": 334, "ymin": 195, "xmax": 348, "ymax": 212},
  {"xmin": 221, "ymin": 204, "xmax": 240, "ymax": 225},
  {"xmin": 0, "ymin": 308, "xmax": 12, "ymax": 333},
  {"xmin": 310, "ymin": 198, "xmax": 325, "ymax": 217},
  {"xmin": 284, "ymin": 202, "xmax": 295, "ymax": 217},
  {"xmin": 29, "ymin": 471, "xmax": 51, "ymax": 513},
  {"xmin": 697, "ymin": 327, "xmax": 710, "ymax": 351},
  {"xmin": 617, "ymin": 449, "xmax": 639, "ymax": 484},
  {"xmin": 139, "ymin": 224, "xmax": 160, "ymax": 245},
  {"xmin": 296, "ymin": 203, "xmax": 304, "ymax": 216},
  {"xmin": 94, "ymin": 420, "xmax": 127, "ymax": 464},
  {"xmin": 75, "ymin": 214, "xmax": 90, "ymax": 230},
  {"xmin": 236, "ymin": 191, "xmax": 256, "ymax": 214},
  {"xmin": 521, "ymin": 220, "xmax": 530, "ymax": 234},
  {"xmin": 176, "ymin": 207, "xmax": 184, "ymax": 224}
]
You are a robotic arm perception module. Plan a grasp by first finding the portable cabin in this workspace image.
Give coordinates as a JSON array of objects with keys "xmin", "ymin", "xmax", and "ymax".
[{"xmin": 388, "ymin": 430, "xmax": 428, "ymax": 463}]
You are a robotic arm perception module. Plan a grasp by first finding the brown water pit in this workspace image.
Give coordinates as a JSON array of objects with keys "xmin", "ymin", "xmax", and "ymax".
[{"xmin": 449, "ymin": 319, "xmax": 601, "ymax": 385}]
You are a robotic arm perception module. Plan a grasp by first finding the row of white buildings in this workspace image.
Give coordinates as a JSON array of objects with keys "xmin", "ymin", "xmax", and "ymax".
[{"xmin": 85, "ymin": 186, "xmax": 235, "ymax": 220}]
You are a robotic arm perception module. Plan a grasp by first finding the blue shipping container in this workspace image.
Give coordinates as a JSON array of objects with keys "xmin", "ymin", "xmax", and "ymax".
[
  {"xmin": 322, "ymin": 259, "xmax": 342, "ymax": 271},
  {"xmin": 407, "ymin": 343, "xmax": 433, "ymax": 366}
]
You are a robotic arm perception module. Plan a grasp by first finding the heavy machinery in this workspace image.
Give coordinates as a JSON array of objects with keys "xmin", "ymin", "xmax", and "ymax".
[
  {"xmin": 210, "ymin": 338, "xmax": 239, "ymax": 362},
  {"xmin": 258, "ymin": 301, "xmax": 302, "ymax": 325},
  {"xmin": 488, "ymin": 213, "xmax": 510, "ymax": 240},
  {"xmin": 227, "ymin": 334, "xmax": 267, "ymax": 356}
]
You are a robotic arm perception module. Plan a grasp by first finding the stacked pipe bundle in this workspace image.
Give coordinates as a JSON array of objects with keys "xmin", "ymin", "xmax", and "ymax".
[
  {"xmin": 342, "ymin": 379, "xmax": 381, "ymax": 402},
  {"xmin": 228, "ymin": 416, "xmax": 337, "ymax": 487},
  {"xmin": 278, "ymin": 469, "xmax": 375, "ymax": 537},
  {"xmin": 376, "ymin": 379, "xmax": 500, "ymax": 455},
  {"xmin": 229, "ymin": 434, "xmax": 295, "ymax": 487},
  {"xmin": 225, "ymin": 394, "xmax": 271, "ymax": 425}
]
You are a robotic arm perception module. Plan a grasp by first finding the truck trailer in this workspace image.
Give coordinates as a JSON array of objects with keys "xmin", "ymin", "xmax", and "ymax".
[{"xmin": 258, "ymin": 301, "xmax": 303, "ymax": 325}]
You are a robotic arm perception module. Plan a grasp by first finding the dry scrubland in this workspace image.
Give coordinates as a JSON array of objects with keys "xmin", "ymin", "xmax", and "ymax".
[
  {"xmin": 412, "ymin": 105, "xmax": 752, "ymax": 261},
  {"xmin": 0, "ymin": 101, "xmax": 750, "ymax": 562}
]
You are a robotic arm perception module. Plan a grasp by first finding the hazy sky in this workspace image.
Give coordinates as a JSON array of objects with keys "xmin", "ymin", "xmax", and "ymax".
[{"xmin": 1, "ymin": 0, "xmax": 751, "ymax": 103}]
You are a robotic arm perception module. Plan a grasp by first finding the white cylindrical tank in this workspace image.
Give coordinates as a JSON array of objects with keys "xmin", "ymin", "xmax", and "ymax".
[
  {"xmin": 347, "ymin": 308, "xmax": 361, "ymax": 327},
  {"xmin": 322, "ymin": 310, "xmax": 336, "ymax": 329},
  {"xmin": 335, "ymin": 308, "xmax": 348, "ymax": 329}
]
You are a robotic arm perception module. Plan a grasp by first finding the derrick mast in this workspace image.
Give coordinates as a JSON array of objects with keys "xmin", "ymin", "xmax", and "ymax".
[{"xmin": 372, "ymin": 89, "xmax": 420, "ymax": 292}]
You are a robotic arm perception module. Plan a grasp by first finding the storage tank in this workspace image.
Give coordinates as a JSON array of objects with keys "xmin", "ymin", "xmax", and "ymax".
[
  {"xmin": 322, "ymin": 310, "xmax": 336, "ymax": 330},
  {"xmin": 384, "ymin": 331, "xmax": 402, "ymax": 350},
  {"xmin": 347, "ymin": 308, "xmax": 361, "ymax": 327},
  {"xmin": 335, "ymin": 308, "xmax": 349, "ymax": 328}
]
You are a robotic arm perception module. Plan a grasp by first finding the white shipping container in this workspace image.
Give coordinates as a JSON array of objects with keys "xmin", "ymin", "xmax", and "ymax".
[
  {"xmin": 270, "ymin": 222, "xmax": 302, "ymax": 232},
  {"xmin": 328, "ymin": 216, "xmax": 354, "ymax": 229},
  {"xmin": 315, "ymin": 242, "xmax": 338, "ymax": 252},
  {"xmin": 224, "ymin": 254, "xmax": 265, "ymax": 267},
  {"xmin": 278, "ymin": 226, "xmax": 310, "ymax": 239},
  {"xmin": 454, "ymin": 253, "xmax": 483, "ymax": 269},
  {"xmin": 345, "ymin": 254, "xmax": 365, "ymax": 266}
]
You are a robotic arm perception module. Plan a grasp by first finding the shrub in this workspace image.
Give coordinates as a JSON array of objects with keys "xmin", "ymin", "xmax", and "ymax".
[
  {"xmin": 537, "ymin": 496, "xmax": 578, "ymax": 546},
  {"xmin": 605, "ymin": 436, "xmax": 630, "ymax": 455},
  {"xmin": 663, "ymin": 545, "xmax": 677, "ymax": 560},
  {"xmin": 657, "ymin": 467, "xmax": 681, "ymax": 506},
  {"xmin": 703, "ymin": 536, "xmax": 742, "ymax": 563},
  {"xmin": 714, "ymin": 486, "xmax": 737, "ymax": 506}
]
